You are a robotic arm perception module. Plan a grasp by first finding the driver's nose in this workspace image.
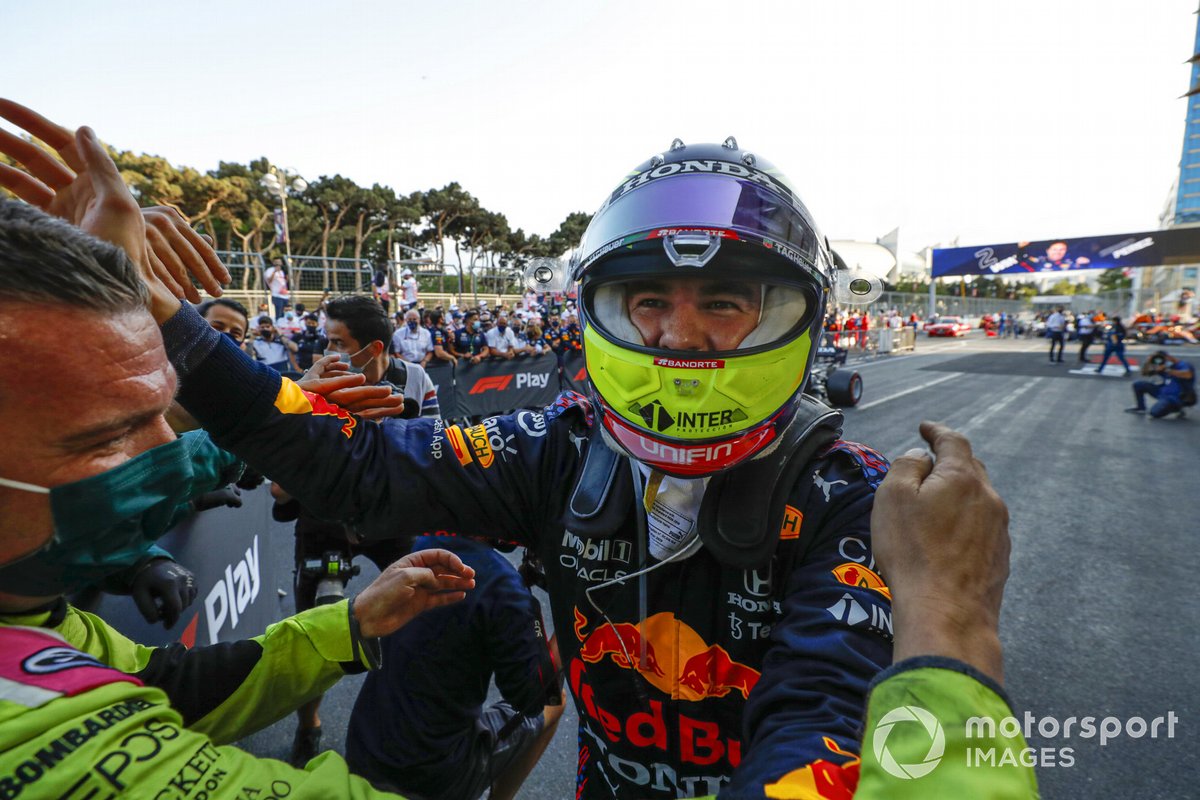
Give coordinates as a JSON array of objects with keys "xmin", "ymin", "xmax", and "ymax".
[{"xmin": 657, "ymin": 305, "xmax": 709, "ymax": 351}]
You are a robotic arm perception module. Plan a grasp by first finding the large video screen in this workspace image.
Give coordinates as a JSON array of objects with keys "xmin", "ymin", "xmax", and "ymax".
[{"xmin": 931, "ymin": 227, "xmax": 1200, "ymax": 277}]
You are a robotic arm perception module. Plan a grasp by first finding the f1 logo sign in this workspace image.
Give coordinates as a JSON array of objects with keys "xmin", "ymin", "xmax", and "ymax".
[{"xmin": 469, "ymin": 375, "xmax": 514, "ymax": 395}]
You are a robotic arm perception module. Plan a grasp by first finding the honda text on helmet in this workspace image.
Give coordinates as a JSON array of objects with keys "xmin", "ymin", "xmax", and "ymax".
[{"xmin": 568, "ymin": 138, "xmax": 850, "ymax": 477}]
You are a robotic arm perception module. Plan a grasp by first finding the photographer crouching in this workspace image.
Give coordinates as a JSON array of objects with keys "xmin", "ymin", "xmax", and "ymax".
[{"xmin": 1126, "ymin": 350, "xmax": 1197, "ymax": 419}]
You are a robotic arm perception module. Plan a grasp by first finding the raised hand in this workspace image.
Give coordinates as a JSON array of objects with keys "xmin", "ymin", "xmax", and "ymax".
[
  {"xmin": 142, "ymin": 205, "xmax": 229, "ymax": 303},
  {"xmin": 0, "ymin": 99, "xmax": 148, "ymax": 275},
  {"xmin": 352, "ymin": 548, "xmax": 477, "ymax": 638},
  {"xmin": 0, "ymin": 100, "xmax": 229, "ymax": 317},
  {"xmin": 296, "ymin": 356, "xmax": 408, "ymax": 419},
  {"xmin": 871, "ymin": 421, "xmax": 1010, "ymax": 683}
]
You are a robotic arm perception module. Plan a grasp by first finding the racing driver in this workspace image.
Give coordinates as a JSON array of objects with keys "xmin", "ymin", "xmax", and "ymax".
[{"xmin": 158, "ymin": 138, "xmax": 896, "ymax": 799}]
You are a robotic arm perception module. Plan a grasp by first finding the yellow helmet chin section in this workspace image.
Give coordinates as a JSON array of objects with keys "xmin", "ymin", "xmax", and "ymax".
[{"xmin": 583, "ymin": 325, "xmax": 811, "ymax": 442}]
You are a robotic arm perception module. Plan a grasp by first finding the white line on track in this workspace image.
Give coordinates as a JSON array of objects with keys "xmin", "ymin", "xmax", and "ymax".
[
  {"xmin": 956, "ymin": 377, "xmax": 1044, "ymax": 434},
  {"xmin": 854, "ymin": 372, "xmax": 963, "ymax": 411}
]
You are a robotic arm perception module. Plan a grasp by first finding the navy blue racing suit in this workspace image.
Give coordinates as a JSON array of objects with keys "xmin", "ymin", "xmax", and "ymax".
[{"xmin": 163, "ymin": 304, "xmax": 893, "ymax": 800}]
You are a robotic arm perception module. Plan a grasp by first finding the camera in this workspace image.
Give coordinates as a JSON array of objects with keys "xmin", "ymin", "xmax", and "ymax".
[{"xmin": 300, "ymin": 550, "xmax": 361, "ymax": 606}]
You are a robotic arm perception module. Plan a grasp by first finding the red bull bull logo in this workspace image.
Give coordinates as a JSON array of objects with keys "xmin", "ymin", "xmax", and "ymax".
[
  {"xmin": 763, "ymin": 737, "xmax": 860, "ymax": 800},
  {"xmin": 306, "ymin": 393, "xmax": 357, "ymax": 438},
  {"xmin": 572, "ymin": 608, "xmax": 761, "ymax": 702},
  {"xmin": 273, "ymin": 380, "xmax": 357, "ymax": 439}
]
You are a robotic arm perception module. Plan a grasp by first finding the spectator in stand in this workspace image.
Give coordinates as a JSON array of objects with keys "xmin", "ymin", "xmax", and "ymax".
[
  {"xmin": 454, "ymin": 310, "xmax": 491, "ymax": 364},
  {"xmin": 315, "ymin": 292, "xmax": 330, "ymax": 330},
  {"xmin": 446, "ymin": 310, "xmax": 465, "ymax": 354},
  {"xmin": 276, "ymin": 303, "xmax": 303, "ymax": 337},
  {"xmin": 844, "ymin": 312, "xmax": 860, "ymax": 349},
  {"xmin": 373, "ymin": 266, "xmax": 391, "ymax": 313},
  {"xmin": 1093, "ymin": 316, "xmax": 1132, "ymax": 376},
  {"xmin": 1127, "ymin": 350, "xmax": 1196, "ymax": 418},
  {"xmin": 264, "ymin": 256, "xmax": 291, "ymax": 319},
  {"xmin": 400, "ymin": 268, "xmax": 418, "ymax": 310},
  {"xmin": 1076, "ymin": 311, "xmax": 1096, "ymax": 363},
  {"xmin": 197, "ymin": 297, "xmax": 249, "ymax": 347},
  {"xmin": 1045, "ymin": 306, "xmax": 1067, "ymax": 363},
  {"xmin": 392, "ymin": 308, "xmax": 433, "ymax": 367},
  {"xmin": 293, "ymin": 313, "xmax": 328, "ymax": 371},
  {"xmin": 325, "ymin": 295, "xmax": 440, "ymax": 419},
  {"xmin": 249, "ymin": 315, "xmax": 299, "ymax": 374},
  {"xmin": 562, "ymin": 310, "xmax": 583, "ymax": 351},
  {"xmin": 516, "ymin": 320, "xmax": 544, "ymax": 356},
  {"xmin": 427, "ymin": 309, "xmax": 458, "ymax": 366},
  {"xmin": 346, "ymin": 538, "xmax": 564, "ymax": 800},
  {"xmin": 486, "ymin": 313, "xmax": 520, "ymax": 359},
  {"xmin": 542, "ymin": 313, "xmax": 569, "ymax": 356}
]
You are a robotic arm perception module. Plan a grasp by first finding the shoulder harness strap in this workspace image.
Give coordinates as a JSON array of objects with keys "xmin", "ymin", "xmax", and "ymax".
[{"xmin": 697, "ymin": 395, "xmax": 843, "ymax": 570}]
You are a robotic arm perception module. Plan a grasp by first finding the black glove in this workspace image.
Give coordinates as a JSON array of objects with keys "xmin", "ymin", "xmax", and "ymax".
[
  {"xmin": 192, "ymin": 485, "xmax": 243, "ymax": 512},
  {"xmin": 236, "ymin": 466, "xmax": 266, "ymax": 491},
  {"xmin": 131, "ymin": 559, "xmax": 197, "ymax": 628}
]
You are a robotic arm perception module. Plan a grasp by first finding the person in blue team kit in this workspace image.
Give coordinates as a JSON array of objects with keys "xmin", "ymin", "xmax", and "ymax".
[
  {"xmin": 1127, "ymin": 350, "xmax": 1196, "ymax": 418},
  {"xmin": 346, "ymin": 536, "xmax": 564, "ymax": 800},
  {"xmin": 453, "ymin": 309, "xmax": 491, "ymax": 364}
]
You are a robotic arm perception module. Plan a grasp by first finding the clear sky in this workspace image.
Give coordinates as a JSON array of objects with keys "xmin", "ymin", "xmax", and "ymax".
[{"xmin": 4, "ymin": 0, "xmax": 1196, "ymax": 253}]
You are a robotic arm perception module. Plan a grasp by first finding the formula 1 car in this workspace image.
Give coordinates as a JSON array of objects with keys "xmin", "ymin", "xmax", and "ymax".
[{"xmin": 807, "ymin": 335, "xmax": 864, "ymax": 407}]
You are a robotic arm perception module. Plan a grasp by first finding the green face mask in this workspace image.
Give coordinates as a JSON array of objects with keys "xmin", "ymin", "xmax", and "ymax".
[{"xmin": 0, "ymin": 431, "xmax": 242, "ymax": 596}]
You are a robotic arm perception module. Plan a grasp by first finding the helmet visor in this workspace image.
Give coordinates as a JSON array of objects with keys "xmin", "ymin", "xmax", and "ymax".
[
  {"xmin": 589, "ymin": 276, "xmax": 813, "ymax": 356},
  {"xmin": 577, "ymin": 174, "xmax": 821, "ymax": 275}
]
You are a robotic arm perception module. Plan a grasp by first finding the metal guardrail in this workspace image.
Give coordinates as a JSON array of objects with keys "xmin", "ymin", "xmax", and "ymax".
[
  {"xmin": 838, "ymin": 291, "xmax": 1028, "ymax": 321},
  {"xmin": 826, "ymin": 326, "xmax": 918, "ymax": 358}
]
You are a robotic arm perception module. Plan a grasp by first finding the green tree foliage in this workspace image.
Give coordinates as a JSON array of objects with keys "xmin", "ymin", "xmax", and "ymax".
[
  {"xmin": 6, "ymin": 137, "xmax": 599, "ymax": 292},
  {"xmin": 1097, "ymin": 268, "xmax": 1133, "ymax": 291}
]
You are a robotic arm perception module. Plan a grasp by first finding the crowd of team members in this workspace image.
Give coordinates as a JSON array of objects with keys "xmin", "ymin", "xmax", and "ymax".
[{"xmin": 213, "ymin": 291, "xmax": 586, "ymax": 376}]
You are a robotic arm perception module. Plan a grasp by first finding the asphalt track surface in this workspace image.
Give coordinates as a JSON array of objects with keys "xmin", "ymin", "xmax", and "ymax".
[{"xmin": 239, "ymin": 332, "xmax": 1200, "ymax": 799}]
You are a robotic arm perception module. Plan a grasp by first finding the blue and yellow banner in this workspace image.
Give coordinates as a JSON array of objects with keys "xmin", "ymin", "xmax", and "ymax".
[{"xmin": 931, "ymin": 227, "xmax": 1200, "ymax": 278}]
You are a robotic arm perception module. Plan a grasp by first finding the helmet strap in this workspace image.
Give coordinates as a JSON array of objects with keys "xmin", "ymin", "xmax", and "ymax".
[{"xmin": 696, "ymin": 395, "xmax": 843, "ymax": 570}]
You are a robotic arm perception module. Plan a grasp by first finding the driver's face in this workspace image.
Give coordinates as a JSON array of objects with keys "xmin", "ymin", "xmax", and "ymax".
[
  {"xmin": 1046, "ymin": 242, "xmax": 1068, "ymax": 261},
  {"xmin": 626, "ymin": 277, "xmax": 762, "ymax": 351}
]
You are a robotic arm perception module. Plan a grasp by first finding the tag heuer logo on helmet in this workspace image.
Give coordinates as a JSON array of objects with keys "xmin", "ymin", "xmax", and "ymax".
[{"xmin": 612, "ymin": 160, "xmax": 793, "ymax": 202}]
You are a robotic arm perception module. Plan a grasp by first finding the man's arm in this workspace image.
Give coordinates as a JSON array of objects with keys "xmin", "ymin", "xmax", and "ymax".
[
  {"xmin": 1167, "ymin": 364, "xmax": 1194, "ymax": 381},
  {"xmin": 163, "ymin": 304, "xmax": 579, "ymax": 545},
  {"xmin": 850, "ymin": 422, "xmax": 1037, "ymax": 798},
  {"xmin": 726, "ymin": 446, "xmax": 893, "ymax": 798},
  {"xmin": 0, "ymin": 628, "xmax": 405, "ymax": 799},
  {"xmin": 486, "ymin": 564, "xmax": 558, "ymax": 715},
  {"xmin": 35, "ymin": 548, "xmax": 473, "ymax": 745}
]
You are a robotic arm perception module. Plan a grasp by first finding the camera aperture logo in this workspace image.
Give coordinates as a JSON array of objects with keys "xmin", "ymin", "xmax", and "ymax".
[{"xmin": 873, "ymin": 705, "xmax": 946, "ymax": 779}]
